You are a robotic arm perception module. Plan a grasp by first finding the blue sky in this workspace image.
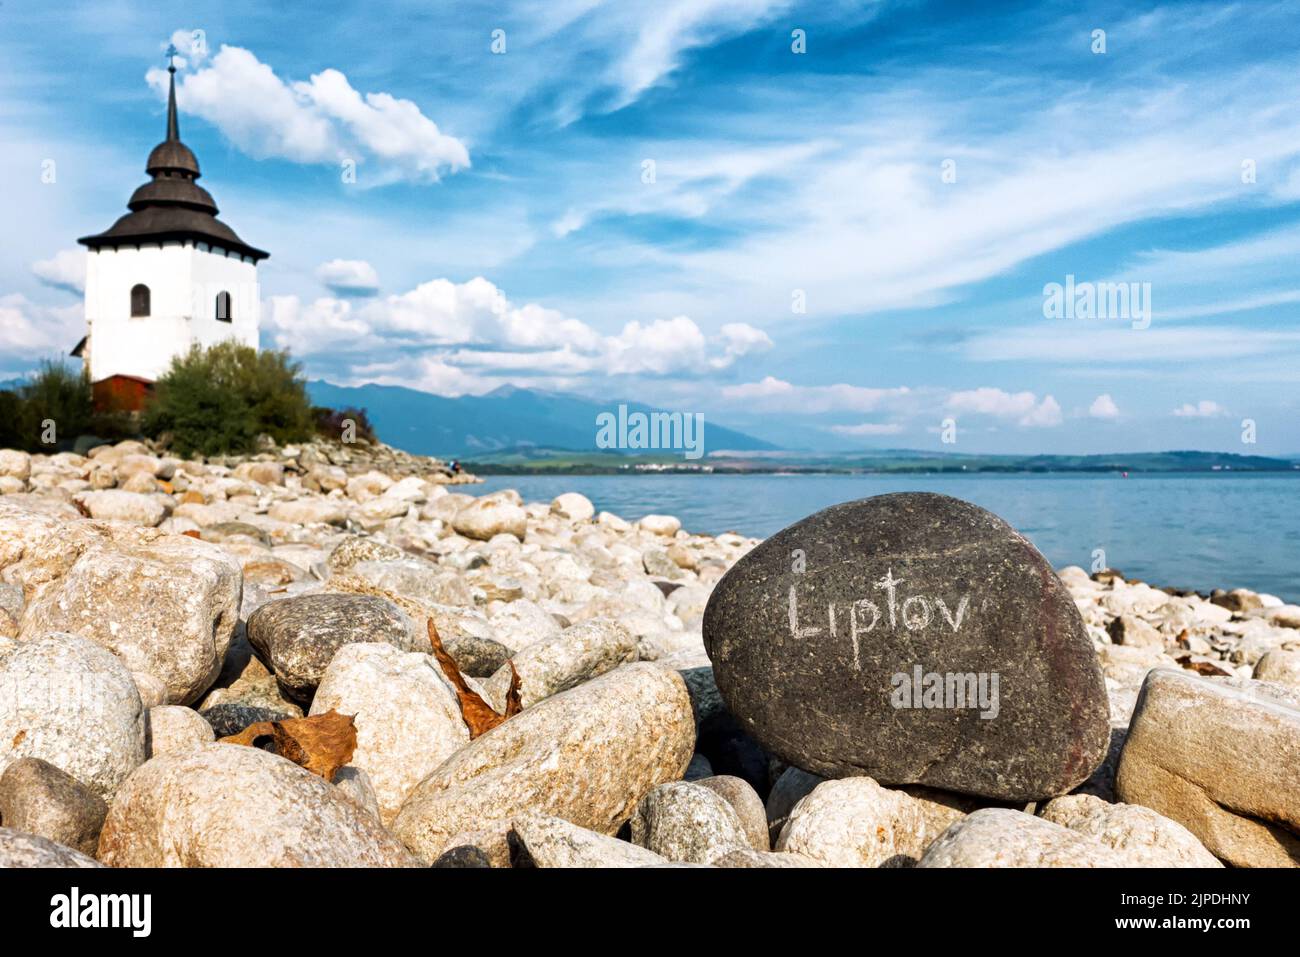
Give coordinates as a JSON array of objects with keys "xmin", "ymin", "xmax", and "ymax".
[{"xmin": 3, "ymin": 0, "xmax": 1300, "ymax": 454}]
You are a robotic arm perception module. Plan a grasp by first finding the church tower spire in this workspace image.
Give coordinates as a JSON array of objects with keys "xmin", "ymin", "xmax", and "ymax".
[
  {"xmin": 165, "ymin": 44, "xmax": 180, "ymax": 142},
  {"xmin": 77, "ymin": 43, "xmax": 267, "ymax": 260}
]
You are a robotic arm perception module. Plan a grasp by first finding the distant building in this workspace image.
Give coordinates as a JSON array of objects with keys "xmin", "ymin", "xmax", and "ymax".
[{"xmin": 76, "ymin": 51, "xmax": 268, "ymax": 412}]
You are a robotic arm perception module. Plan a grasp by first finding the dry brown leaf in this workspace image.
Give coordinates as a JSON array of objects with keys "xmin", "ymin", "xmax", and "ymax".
[
  {"xmin": 427, "ymin": 618, "xmax": 520, "ymax": 738},
  {"xmin": 1175, "ymin": 654, "xmax": 1231, "ymax": 677},
  {"xmin": 219, "ymin": 710, "xmax": 357, "ymax": 782},
  {"xmin": 181, "ymin": 529, "xmax": 202, "ymax": 539},
  {"xmin": 223, "ymin": 720, "xmax": 277, "ymax": 747},
  {"xmin": 503, "ymin": 661, "xmax": 523, "ymax": 719}
]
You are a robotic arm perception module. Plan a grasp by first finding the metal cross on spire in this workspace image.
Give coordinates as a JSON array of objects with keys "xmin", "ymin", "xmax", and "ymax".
[{"xmin": 165, "ymin": 43, "xmax": 179, "ymax": 73}]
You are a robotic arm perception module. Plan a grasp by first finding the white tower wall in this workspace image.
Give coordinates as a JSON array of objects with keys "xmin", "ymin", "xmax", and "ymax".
[{"xmin": 84, "ymin": 240, "xmax": 260, "ymax": 383}]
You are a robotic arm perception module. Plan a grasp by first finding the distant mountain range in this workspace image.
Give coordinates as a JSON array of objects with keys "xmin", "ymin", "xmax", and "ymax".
[
  {"xmin": 306, "ymin": 381, "xmax": 778, "ymax": 459},
  {"xmin": 307, "ymin": 380, "xmax": 1300, "ymax": 474}
]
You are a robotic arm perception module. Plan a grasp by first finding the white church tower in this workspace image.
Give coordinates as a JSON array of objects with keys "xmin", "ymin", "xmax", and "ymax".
[{"xmin": 77, "ymin": 49, "xmax": 269, "ymax": 411}]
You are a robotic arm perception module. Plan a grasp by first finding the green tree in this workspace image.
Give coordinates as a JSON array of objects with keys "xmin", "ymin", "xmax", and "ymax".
[
  {"xmin": 233, "ymin": 348, "xmax": 315, "ymax": 445},
  {"xmin": 143, "ymin": 342, "xmax": 313, "ymax": 456},
  {"xmin": 15, "ymin": 361, "xmax": 92, "ymax": 451},
  {"xmin": 0, "ymin": 389, "xmax": 24, "ymax": 450}
]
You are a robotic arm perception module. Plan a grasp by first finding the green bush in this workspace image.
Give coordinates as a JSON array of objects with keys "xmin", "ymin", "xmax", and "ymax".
[
  {"xmin": 312, "ymin": 405, "xmax": 376, "ymax": 444},
  {"xmin": 143, "ymin": 342, "xmax": 314, "ymax": 457},
  {"xmin": 0, "ymin": 361, "xmax": 98, "ymax": 452}
]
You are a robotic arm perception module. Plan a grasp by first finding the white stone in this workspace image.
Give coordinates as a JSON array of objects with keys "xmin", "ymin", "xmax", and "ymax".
[
  {"xmin": 309, "ymin": 642, "xmax": 470, "ymax": 824},
  {"xmin": 0, "ymin": 631, "xmax": 146, "ymax": 800},
  {"xmin": 775, "ymin": 777, "xmax": 964, "ymax": 867},
  {"xmin": 550, "ymin": 493, "xmax": 595, "ymax": 523},
  {"xmin": 638, "ymin": 514, "xmax": 682, "ymax": 537},
  {"xmin": 20, "ymin": 529, "xmax": 242, "ymax": 705},
  {"xmin": 77, "ymin": 490, "xmax": 165, "ymax": 526},
  {"xmin": 0, "ymin": 451, "xmax": 31, "ymax": 482},
  {"xmin": 145, "ymin": 705, "xmax": 215, "ymax": 757},
  {"xmin": 97, "ymin": 744, "xmax": 418, "ymax": 867}
]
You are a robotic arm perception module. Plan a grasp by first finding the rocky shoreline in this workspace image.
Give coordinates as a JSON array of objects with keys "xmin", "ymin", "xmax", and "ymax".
[{"xmin": 0, "ymin": 439, "xmax": 1297, "ymax": 868}]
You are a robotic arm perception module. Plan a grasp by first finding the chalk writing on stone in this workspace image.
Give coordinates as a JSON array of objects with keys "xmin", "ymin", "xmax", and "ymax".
[{"xmin": 788, "ymin": 566, "xmax": 972, "ymax": 672}]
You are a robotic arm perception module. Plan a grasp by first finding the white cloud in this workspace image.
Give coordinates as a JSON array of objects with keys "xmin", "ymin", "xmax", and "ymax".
[
  {"xmin": 267, "ymin": 295, "xmax": 373, "ymax": 355},
  {"xmin": 266, "ymin": 276, "xmax": 760, "ymax": 388},
  {"xmin": 721, "ymin": 376, "xmax": 911, "ymax": 413},
  {"xmin": 162, "ymin": 28, "xmax": 211, "ymax": 69},
  {"xmin": 714, "ymin": 322, "xmax": 774, "ymax": 363},
  {"xmin": 720, "ymin": 376, "xmax": 794, "ymax": 401},
  {"xmin": 365, "ymin": 277, "xmax": 604, "ymax": 352},
  {"xmin": 147, "ymin": 45, "xmax": 468, "ymax": 183},
  {"xmin": 315, "ymin": 259, "xmax": 379, "ymax": 296},
  {"xmin": 1172, "ymin": 400, "xmax": 1228, "ymax": 418},
  {"xmin": 0, "ymin": 295, "xmax": 84, "ymax": 369},
  {"xmin": 828, "ymin": 422, "xmax": 905, "ymax": 436},
  {"xmin": 1019, "ymin": 395, "xmax": 1063, "ymax": 428},
  {"xmin": 947, "ymin": 388, "xmax": 1062, "ymax": 428},
  {"xmin": 1089, "ymin": 394, "xmax": 1120, "ymax": 420},
  {"xmin": 604, "ymin": 316, "xmax": 708, "ymax": 375},
  {"xmin": 350, "ymin": 355, "xmax": 499, "ymax": 398},
  {"xmin": 298, "ymin": 68, "xmax": 470, "ymax": 181},
  {"xmin": 31, "ymin": 249, "xmax": 86, "ymax": 295}
]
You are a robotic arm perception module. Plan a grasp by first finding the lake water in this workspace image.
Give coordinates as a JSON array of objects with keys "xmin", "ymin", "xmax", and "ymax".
[{"xmin": 479, "ymin": 472, "xmax": 1300, "ymax": 603}]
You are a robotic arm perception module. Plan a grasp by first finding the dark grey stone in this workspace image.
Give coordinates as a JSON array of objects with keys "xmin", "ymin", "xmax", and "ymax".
[
  {"xmin": 702, "ymin": 492, "xmax": 1109, "ymax": 801},
  {"xmin": 443, "ymin": 632, "xmax": 512, "ymax": 678},
  {"xmin": 199, "ymin": 703, "xmax": 296, "ymax": 738},
  {"xmin": 697, "ymin": 720, "xmax": 771, "ymax": 800},
  {"xmin": 679, "ymin": 666, "xmax": 726, "ymax": 731},
  {"xmin": 433, "ymin": 845, "xmax": 492, "ymax": 868},
  {"xmin": 246, "ymin": 593, "xmax": 421, "ymax": 705},
  {"xmin": 0, "ymin": 758, "xmax": 108, "ymax": 856},
  {"xmin": 680, "ymin": 665, "xmax": 771, "ymax": 798},
  {"xmin": 683, "ymin": 754, "xmax": 714, "ymax": 780}
]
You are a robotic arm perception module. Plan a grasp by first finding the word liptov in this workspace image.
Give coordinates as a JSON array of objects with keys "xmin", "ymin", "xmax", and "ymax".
[{"xmin": 787, "ymin": 568, "xmax": 973, "ymax": 671}]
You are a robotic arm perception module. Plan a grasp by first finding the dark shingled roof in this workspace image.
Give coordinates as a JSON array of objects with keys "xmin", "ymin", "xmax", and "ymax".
[{"xmin": 78, "ymin": 64, "xmax": 269, "ymax": 262}]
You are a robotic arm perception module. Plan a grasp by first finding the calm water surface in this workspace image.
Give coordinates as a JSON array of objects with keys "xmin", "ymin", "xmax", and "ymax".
[{"xmin": 479, "ymin": 472, "xmax": 1300, "ymax": 603}]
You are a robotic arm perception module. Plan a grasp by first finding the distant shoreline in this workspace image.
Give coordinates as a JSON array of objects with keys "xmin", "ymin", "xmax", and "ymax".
[
  {"xmin": 468, "ymin": 464, "xmax": 1300, "ymax": 477},
  {"xmin": 460, "ymin": 448, "xmax": 1299, "ymax": 477}
]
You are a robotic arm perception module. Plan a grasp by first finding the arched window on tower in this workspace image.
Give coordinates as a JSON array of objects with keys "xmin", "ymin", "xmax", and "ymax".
[
  {"xmin": 130, "ymin": 284, "xmax": 150, "ymax": 317},
  {"xmin": 215, "ymin": 291, "xmax": 233, "ymax": 323}
]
